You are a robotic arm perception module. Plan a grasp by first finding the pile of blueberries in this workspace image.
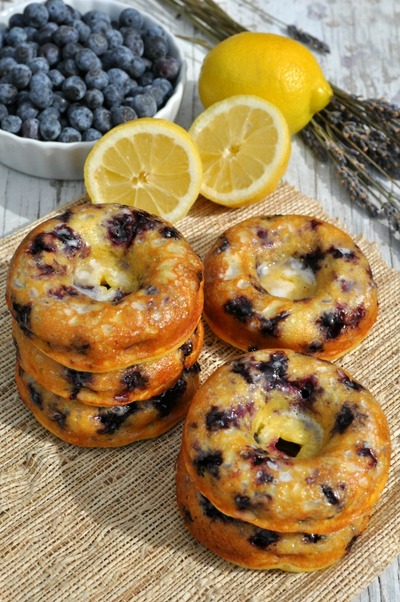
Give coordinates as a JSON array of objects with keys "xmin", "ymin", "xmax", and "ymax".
[{"xmin": 0, "ymin": 0, "xmax": 182, "ymax": 142}]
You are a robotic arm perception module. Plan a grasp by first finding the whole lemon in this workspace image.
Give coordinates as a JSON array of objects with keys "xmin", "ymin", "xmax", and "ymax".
[{"xmin": 198, "ymin": 32, "xmax": 333, "ymax": 134}]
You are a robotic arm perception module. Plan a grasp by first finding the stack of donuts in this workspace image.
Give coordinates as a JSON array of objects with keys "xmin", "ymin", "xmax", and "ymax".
[
  {"xmin": 176, "ymin": 215, "xmax": 391, "ymax": 571},
  {"xmin": 6, "ymin": 202, "xmax": 204, "ymax": 447}
]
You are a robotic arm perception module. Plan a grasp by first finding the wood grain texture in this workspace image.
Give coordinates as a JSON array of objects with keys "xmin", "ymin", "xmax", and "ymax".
[{"xmin": 0, "ymin": 0, "xmax": 398, "ymax": 600}]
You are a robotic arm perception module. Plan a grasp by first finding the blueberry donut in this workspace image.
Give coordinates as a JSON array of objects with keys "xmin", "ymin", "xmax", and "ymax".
[
  {"xmin": 203, "ymin": 215, "xmax": 378, "ymax": 360},
  {"xmin": 14, "ymin": 319, "xmax": 203, "ymax": 407},
  {"xmin": 7, "ymin": 203, "xmax": 204, "ymax": 371},
  {"xmin": 16, "ymin": 363, "xmax": 200, "ymax": 447},
  {"xmin": 181, "ymin": 350, "xmax": 390, "ymax": 534},
  {"xmin": 176, "ymin": 451, "xmax": 370, "ymax": 572}
]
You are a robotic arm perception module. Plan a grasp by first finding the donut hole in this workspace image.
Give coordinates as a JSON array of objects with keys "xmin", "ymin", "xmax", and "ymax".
[
  {"xmin": 257, "ymin": 258, "xmax": 317, "ymax": 300},
  {"xmin": 275, "ymin": 437, "xmax": 302, "ymax": 457},
  {"xmin": 254, "ymin": 409, "xmax": 323, "ymax": 459},
  {"xmin": 73, "ymin": 258, "xmax": 140, "ymax": 302}
]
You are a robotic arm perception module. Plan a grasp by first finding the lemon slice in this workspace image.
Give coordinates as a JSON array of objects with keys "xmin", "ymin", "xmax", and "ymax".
[
  {"xmin": 84, "ymin": 118, "xmax": 203, "ymax": 223},
  {"xmin": 189, "ymin": 95, "xmax": 291, "ymax": 207}
]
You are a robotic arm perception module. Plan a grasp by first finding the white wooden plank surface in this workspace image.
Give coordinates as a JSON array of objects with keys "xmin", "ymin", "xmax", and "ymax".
[{"xmin": 0, "ymin": 0, "xmax": 398, "ymax": 600}]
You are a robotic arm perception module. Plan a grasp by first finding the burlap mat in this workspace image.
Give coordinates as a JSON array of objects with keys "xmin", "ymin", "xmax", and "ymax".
[{"xmin": 0, "ymin": 183, "xmax": 398, "ymax": 602}]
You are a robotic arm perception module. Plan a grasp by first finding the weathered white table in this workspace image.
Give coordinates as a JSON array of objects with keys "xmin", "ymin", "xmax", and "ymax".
[{"xmin": 0, "ymin": 0, "xmax": 398, "ymax": 600}]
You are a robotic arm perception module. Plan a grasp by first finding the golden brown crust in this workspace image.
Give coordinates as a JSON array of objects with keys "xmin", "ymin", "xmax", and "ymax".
[
  {"xmin": 176, "ymin": 450, "xmax": 370, "ymax": 572},
  {"xmin": 203, "ymin": 215, "xmax": 378, "ymax": 360},
  {"xmin": 14, "ymin": 319, "xmax": 204, "ymax": 406},
  {"xmin": 181, "ymin": 349, "xmax": 390, "ymax": 534},
  {"xmin": 7, "ymin": 203, "xmax": 204, "ymax": 371},
  {"xmin": 16, "ymin": 362, "xmax": 200, "ymax": 448}
]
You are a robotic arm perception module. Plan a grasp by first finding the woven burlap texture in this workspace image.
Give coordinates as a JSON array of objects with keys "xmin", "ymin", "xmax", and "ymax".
[{"xmin": 0, "ymin": 183, "xmax": 398, "ymax": 602}]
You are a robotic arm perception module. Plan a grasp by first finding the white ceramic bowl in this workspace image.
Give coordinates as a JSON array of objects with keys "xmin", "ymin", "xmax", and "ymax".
[{"xmin": 0, "ymin": 0, "xmax": 186, "ymax": 180}]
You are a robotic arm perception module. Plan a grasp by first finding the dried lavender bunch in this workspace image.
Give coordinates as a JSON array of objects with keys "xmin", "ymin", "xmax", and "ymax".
[
  {"xmin": 159, "ymin": 0, "xmax": 400, "ymax": 231},
  {"xmin": 161, "ymin": 0, "xmax": 329, "ymax": 53},
  {"xmin": 302, "ymin": 85, "xmax": 400, "ymax": 231}
]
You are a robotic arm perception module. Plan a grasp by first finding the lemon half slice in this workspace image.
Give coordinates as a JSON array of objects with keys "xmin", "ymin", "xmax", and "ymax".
[
  {"xmin": 84, "ymin": 118, "xmax": 203, "ymax": 223},
  {"xmin": 189, "ymin": 95, "xmax": 291, "ymax": 207}
]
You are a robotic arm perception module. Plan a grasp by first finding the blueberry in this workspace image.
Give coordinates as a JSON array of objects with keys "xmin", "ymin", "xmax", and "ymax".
[
  {"xmin": 34, "ymin": 22, "xmax": 59, "ymax": 45},
  {"xmin": 9, "ymin": 64, "xmax": 32, "ymax": 90},
  {"xmin": 138, "ymin": 70, "xmax": 154, "ymax": 87},
  {"xmin": 0, "ymin": 83, "xmax": 18, "ymax": 105},
  {"xmin": 25, "ymin": 26, "xmax": 38, "ymax": 42},
  {"xmin": 30, "ymin": 72, "xmax": 53, "ymax": 89},
  {"xmin": 332, "ymin": 404, "xmax": 355, "ymax": 434},
  {"xmin": 105, "ymin": 28, "xmax": 123, "ymax": 49},
  {"xmin": 58, "ymin": 126, "xmax": 81, "ymax": 142},
  {"xmin": 149, "ymin": 77, "xmax": 173, "ymax": 108},
  {"xmin": 82, "ymin": 10, "xmax": 111, "ymax": 29},
  {"xmin": 58, "ymin": 58, "xmax": 79, "ymax": 77},
  {"xmin": 48, "ymin": 68, "xmax": 65, "ymax": 87},
  {"xmin": 52, "ymin": 24, "xmax": 79, "ymax": 46},
  {"xmin": 259, "ymin": 311, "xmax": 290, "ymax": 337},
  {"xmin": 15, "ymin": 42, "xmax": 38, "ymax": 64},
  {"xmin": 8, "ymin": 13, "xmax": 23, "ymax": 27},
  {"xmin": 106, "ymin": 67, "xmax": 130, "ymax": 91},
  {"xmin": 68, "ymin": 103, "xmax": 93, "ymax": 131},
  {"xmin": 99, "ymin": 49, "xmax": 114, "ymax": 71},
  {"xmin": 23, "ymin": 3, "xmax": 49, "ymax": 28},
  {"xmin": 52, "ymin": 91, "xmax": 69, "ymax": 113},
  {"xmin": 28, "ymin": 383, "xmax": 43, "ymax": 409},
  {"xmin": 16, "ymin": 89, "xmax": 31, "ymax": 103},
  {"xmin": 224, "ymin": 295, "xmax": 254, "ymax": 323},
  {"xmin": 111, "ymin": 104, "xmax": 137, "ymax": 126},
  {"xmin": 64, "ymin": 7, "xmax": 80, "ymax": 25},
  {"xmin": 144, "ymin": 36, "xmax": 168, "ymax": 60},
  {"xmin": 30, "ymin": 84, "xmax": 53, "ymax": 109},
  {"xmin": 318, "ymin": 308, "xmax": 346, "ymax": 339},
  {"xmin": 1, "ymin": 114, "xmax": 22, "ymax": 134},
  {"xmin": 0, "ymin": 57, "xmax": 17, "ymax": 77},
  {"xmin": 0, "ymin": 103, "xmax": 8, "ymax": 121},
  {"xmin": 84, "ymin": 88, "xmax": 104, "ymax": 109},
  {"xmin": 92, "ymin": 106, "xmax": 111, "ymax": 133},
  {"xmin": 152, "ymin": 76, "xmax": 173, "ymax": 99},
  {"xmin": 39, "ymin": 116, "xmax": 61, "ymax": 140},
  {"xmin": 28, "ymin": 57, "xmax": 50, "ymax": 75},
  {"xmin": 153, "ymin": 56, "xmax": 180, "ymax": 81},
  {"xmin": 102, "ymin": 84, "xmax": 123, "ymax": 108},
  {"xmin": 84, "ymin": 67, "xmax": 108, "ymax": 90},
  {"xmin": 110, "ymin": 46, "xmax": 133, "ymax": 71},
  {"xmin": 45, "ymin": 0, "xmax": 70, "ymax": 24},
  {"xmin": 5, "ymin": 26, "xmax": 28, "ymax": 47},
  {"xmin": 0, "ymin": 47, "xmax": 16, "ymax": 60},
  {"xmin": 321, "ymin": 485, "xmax": 340, "ymax": 505},
  {"xmin": 72, "ymin": 19, "xmax": 91, "ymax": 43},
  {"xmin": 119, "ymin": 8, "xmax": 143, "ymax": 30},
  {"xmin": 0, "ymin": 24, "xmax": 6, "ymax": 47},
  {"xmin": 127, "ymin": 56, "xmax": 146, "ymax": 79},
  {"xmin": 62, "ymin": 75, "xmax": 86, "ymax": 101},
  {"xmin": 249, "ymin": 529, "xmax": 280, "ymax": 550},
  {"xmin": 145, "ymin": 84, "xmax": 165, "ymax": 108},
  {"xmin": 38, "ymin": 106, "xmax": 60, "ymax": 122},
  {"xmin": 123, "ymin": 29, "xmax": 144, "ymax": 56},
  {"xmin": 75, "ymin": 48, "xmax": 101, "ymax": 72},
  {"xmin": 82, "ymin": 127, "xmax": 102, "ymax": 141},
  {"xmin": 38, "ymin": 42, "xmax": 60, "ymax": 66},
  {"xmin": 193, "ymin": 450, "xmax": 223, "ymax": 478},
  {"xmin": 90, "ymin": 20, "xmax": 112, "ymax": 35},
  {"xmin": 86, "ymin": 33, "xmax": 108, "ymax": 56},
  {"xmin": 21, "ymin": 117, "xmax": 40, "ymax": 139},
  {"xmin": 143, "ymin": 25, "xmax": 167, "ymax": 40},
  {"xmin": 61, "ymin": 41, "xmax": 83, "ymax": 60},
  {"xmin": 128, "ymin": 93, "xmax": 157, "ymax": 117}
]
